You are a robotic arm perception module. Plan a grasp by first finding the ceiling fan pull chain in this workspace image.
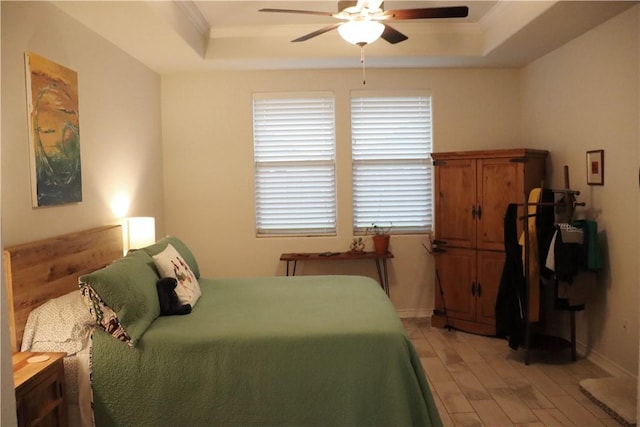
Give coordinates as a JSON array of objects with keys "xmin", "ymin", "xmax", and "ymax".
[{"xmin": 360, "ymin": 45, "xmax": 366, "ymax": 85}]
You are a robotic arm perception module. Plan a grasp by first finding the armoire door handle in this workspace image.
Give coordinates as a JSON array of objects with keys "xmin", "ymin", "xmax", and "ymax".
[
  {"xmin": 476, "ymin": 205, "xmax": 482, "ymax": 219},
  {"xmin": 471, "ymin": 282, "xmax": 476, "ymax": 296},
  {"xmin": 477, "ymin": 282, "xmax": 482, "ymax": 297}
]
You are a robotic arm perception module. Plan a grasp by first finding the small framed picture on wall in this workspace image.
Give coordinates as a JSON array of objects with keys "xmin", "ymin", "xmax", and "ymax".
[{"xmin": 586, "ymin": 150, "xmax": 604, "ymax": 185}]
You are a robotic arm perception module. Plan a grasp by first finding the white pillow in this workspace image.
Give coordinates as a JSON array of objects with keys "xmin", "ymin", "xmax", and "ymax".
[
  {"xmin": 152, "ymin": 243, "xmax": 201, "ymax": 307},
  {"xmin": 21, "ymin": 290, "xmax": 94, "ymax": 355}
]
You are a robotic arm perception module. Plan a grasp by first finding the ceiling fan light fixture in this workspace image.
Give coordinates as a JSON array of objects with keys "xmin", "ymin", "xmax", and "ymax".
[{"xmin": 337, "ymin": 20, "xmax": 385, "ymax": 46}]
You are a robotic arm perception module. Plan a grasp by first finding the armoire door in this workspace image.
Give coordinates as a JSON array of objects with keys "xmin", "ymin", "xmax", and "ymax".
[
  {"xmin": 476, "ymin": 158, "xmax": 523, "ymax": 251},
  {"xmin": 475, "ymin": 249, "xmax": 505, "ymax": 328},
  {"xmin": 434, "ymin": 247, "xmax": 476, "ymax": 322},
  {"xmin": 434, "ymin": 159, "xmax": 477, "ymax": 249}
]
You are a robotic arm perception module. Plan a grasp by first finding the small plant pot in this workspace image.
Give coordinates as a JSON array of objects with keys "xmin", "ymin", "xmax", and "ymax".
[{"xmin": 372, "ymin": 234, "xmax": 390, "ymax": 255}]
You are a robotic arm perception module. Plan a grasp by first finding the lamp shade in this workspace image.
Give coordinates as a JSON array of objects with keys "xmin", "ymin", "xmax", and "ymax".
[
  {"xmin": 123, "ymin": 217, "xmax": 156, "ymax": 254},
  {"xmin": 338, "ymin": 20, "xmax": 385, "ymax": 45}
]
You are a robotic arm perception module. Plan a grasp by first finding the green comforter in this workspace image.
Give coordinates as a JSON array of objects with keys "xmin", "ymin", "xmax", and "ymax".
[{"xmin": 91, "ymin": 275, "xmax": 442, "ymax": 427}]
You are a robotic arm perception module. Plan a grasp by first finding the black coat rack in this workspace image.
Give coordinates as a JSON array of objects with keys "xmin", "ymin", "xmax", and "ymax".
[{"xmin": 519, "ymin": 166, "xmax": 586, "ymax": 365}]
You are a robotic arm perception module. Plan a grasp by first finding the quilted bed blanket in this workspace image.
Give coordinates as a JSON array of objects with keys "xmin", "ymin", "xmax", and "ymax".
[{"xmin": 91, "ymin": 275, "xmax": 442, "ymax": 427}]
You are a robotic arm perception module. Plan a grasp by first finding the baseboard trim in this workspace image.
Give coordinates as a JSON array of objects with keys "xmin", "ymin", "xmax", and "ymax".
[
  {"xmin": 396, "ymin": 308, "xmax": 432, "ymax": 319},
  {"xmin": 577, "ymin": 340, "xmax": 638, "ymax": 379}
]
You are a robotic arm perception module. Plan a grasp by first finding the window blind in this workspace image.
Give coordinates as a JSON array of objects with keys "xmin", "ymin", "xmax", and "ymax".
[
  {"xmin": 253, "ymin": 94, "xmax": 336, "ymax": 236},
  {"xmin": 351, "ymin": 93, "xmax": 433, "ymax": 234}
]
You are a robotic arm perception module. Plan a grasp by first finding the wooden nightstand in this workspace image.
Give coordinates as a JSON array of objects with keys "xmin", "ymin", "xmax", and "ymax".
[{"xmin": 12, "ymin": 352, "xmax": 67, "ymax": 427}]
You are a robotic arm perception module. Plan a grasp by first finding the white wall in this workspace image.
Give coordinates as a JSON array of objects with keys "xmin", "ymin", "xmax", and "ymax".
[
  {"xmin": 161, "ymin": 68, "xmax": 521, "ymax": 315},
  {"xmin": 521, "ymin": 6, "xmax": 640, "ymax": 376},
  {"xmin": 1, "ymin": 1, "xmax": 164, "ymax": 421}
]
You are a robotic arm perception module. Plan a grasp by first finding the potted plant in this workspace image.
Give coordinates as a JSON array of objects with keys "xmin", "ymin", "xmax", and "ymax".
[{"xmin": 366, "ymin": 223, "xmax": 391, "ymax": 255}]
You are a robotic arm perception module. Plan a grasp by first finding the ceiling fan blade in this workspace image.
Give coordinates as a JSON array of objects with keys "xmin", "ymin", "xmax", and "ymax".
[
  {"xmin": 292, "ymin": 23, "xmax": 342, "ymax": 42},
  {"xmin": 383, "ymin": 6, "xmax": 469, "ymax": 20},
  {"xmin": 381, "ymin": 24, "xmax": 408, "ymax": 44},
  {"xmin": 259, "ymin": 8, "xmax": 334, "ymax": 17}
]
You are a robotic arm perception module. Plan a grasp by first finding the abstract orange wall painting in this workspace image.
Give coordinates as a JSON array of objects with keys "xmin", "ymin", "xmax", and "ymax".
[
  {"xmin": 25, "ymin": 52, "xmax": 82, "ymax": 207},
  {"xmin": 586, "ymin": 150, "xmax": 604, "ymax": 186}
]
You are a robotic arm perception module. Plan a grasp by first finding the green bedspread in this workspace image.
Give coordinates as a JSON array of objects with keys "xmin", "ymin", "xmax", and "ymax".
[{"xmin": 91, "ymin": 275, "xmax": 442, "ymax": 427}]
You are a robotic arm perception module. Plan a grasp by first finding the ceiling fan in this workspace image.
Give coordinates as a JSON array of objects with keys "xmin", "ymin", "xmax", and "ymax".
[{"xmin": 259, "ymin": 0, "xmax": 469, "ymax": 46}]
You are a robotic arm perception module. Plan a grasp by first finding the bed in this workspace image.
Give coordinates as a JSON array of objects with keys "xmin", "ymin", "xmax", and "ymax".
[{"xmin": 6, "ymin": 225, "xmax": 442, "ymax": 427}]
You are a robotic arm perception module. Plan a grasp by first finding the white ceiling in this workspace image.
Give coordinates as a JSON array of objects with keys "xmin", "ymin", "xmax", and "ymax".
[{"xmin": 52, "ymin": 1, "xmax": 637, "ymax": 73}]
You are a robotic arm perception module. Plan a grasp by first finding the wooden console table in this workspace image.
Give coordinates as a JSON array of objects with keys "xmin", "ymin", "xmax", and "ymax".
[{"xmin": 279, "ymin": 251, "xmax": 394, "ymax": 296}]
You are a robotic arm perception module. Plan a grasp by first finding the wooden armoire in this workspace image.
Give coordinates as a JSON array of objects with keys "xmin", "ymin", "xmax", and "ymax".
[{"xmin": 431, "ymin": 149, "xmax": 548, "ymax": 335}]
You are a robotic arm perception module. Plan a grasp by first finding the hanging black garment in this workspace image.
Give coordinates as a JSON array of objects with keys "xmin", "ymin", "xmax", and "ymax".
[
  {"xmin": 495, "ymin": 203, "xmax": 526, "ymax": 349},
  {"xmin": 537, "ymin": 189, "xmax": 556, "ymax": 281}
]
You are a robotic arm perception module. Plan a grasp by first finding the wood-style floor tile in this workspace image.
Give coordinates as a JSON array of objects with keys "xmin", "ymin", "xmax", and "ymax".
[
  {"xmin": 560, "ymin": 384, "xmax": 612, "ymax": 419},
  {"xmin": 466, "ymin": 361, "xmax": 509, "ymax": 389},
  {"xmin": 451, "ymin": 370, "xmax": 492, "ymax": 400},
  {"xmin": 408, "ymin": 321, "xmax": 624, "ymax": 427},
  {"xmin": 412, "ymin": 335, "xmax": 438, "ymax": 358},
  {"xmin": 431, "ymin": 380, "xmax": 475, "ymax": 414},
  {"xmin": 421, "ymin": 356, "xmax": 454, "ymax": 383},
  {"xmin": 509, "ymin": 363, "xmax": 568, "ymax": 398},
  {"xmin": 515, "ymin": 423, "xmax": 547, "ymax": 427},
  {"xmin": 431, "ymin": 382, "xmax": 457, "ymax": 427},
  {"xmin": 470, "ymin": 399, "xmax": 515, "ymax": 426},
  {"xmin": 486, "ymin": 356, "xmax": 526, "ymax": 381},
  {"xmin": 437, "ymin": 346, "xmax": 466, "ymax": 367},
  {"xmin": 450, "ymin": 412, "xmax": 485, "ymax": 427},
  {"xmin": 452, "ymin": 341, "xmax": 486, "ymax": 364},
  {"xmin": 503, "ymin": 376, "xmax": 555, "ymax": 410},
  {"xmin": 489, "ymin": 387, "xmax": 540, "ymax": 424},
  {"xmin": 552, "ymin": 395, "xmax": 609, "ymax": 426},
  {"xmin": 530, "ymin": 408, "xmax": 574, "ymax": 426}
]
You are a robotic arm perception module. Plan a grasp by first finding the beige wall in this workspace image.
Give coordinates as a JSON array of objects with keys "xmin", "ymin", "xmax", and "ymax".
[
  {"xmin": 521, "ymin": 6, "xmax": 640, "ymax": 375},
  {"xmin": 0, "ymin": 3, "xmax": 14, "ymax": 424},
  {"xmin": 1, "ymin": 1, "xmax": 165, "ymax": 247},
  {"xmin": 161, "ymin": 68, "xmax": 521, "ymax": 316},
  {"xmin": 1, "ymin": 2, "xmax": 164, "ymax": 421}
]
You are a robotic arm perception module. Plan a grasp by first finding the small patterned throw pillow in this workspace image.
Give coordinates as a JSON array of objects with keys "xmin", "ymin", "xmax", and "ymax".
[
  {"xmin": 152, "ymin": 243, "xmax": 202, "ymax": 307},
  {"xmin": 79, "ymin": 283, "xmax": 132, "ymax": 346}
]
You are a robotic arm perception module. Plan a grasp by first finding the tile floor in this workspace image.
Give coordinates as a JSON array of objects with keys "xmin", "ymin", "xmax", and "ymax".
[{"xmin": 403, "ymin": 318, "xmax": 624, "ymax": 427}]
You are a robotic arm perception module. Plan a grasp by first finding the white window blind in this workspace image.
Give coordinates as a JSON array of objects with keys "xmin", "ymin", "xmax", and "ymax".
[
  {"xmin": 253, "ymin": 93, "xmax": 336, "ymax": 236},
  {"xmin": 351, "ymin": 92, "xmax": 433, "ymax": 234}
]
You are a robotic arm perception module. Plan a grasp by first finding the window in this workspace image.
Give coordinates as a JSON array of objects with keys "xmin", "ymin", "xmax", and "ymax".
[
  {"xmin": 253, "ymin": 93, "xmax": 336, "ymax": 236},
  {"xmin": 351, "ymin": 91, "xmax": 433, "ymax": 234}
]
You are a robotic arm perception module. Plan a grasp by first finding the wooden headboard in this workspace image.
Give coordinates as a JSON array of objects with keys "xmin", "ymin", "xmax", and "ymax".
[{"xmin": 4, "ymin": 225, "xmax": 123, "ymax": 352}]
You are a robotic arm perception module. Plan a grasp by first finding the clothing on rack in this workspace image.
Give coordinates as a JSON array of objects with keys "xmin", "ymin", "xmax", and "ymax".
[
  {"xmin": 496, "ymin": 203, "xmax": 526, "ymax": 350},
  {"xmin": 498, "ymin": 165, "xmax": 593, "ymax": 363},
  {"xmin": 537, "ymin": 189, "xmax": 556, "ymax": 279},
  {"xmin": 554, "ymin": 193, "xmax": 576, "ymax": 224},
  {"xmin": 496, "ymin": 188, "xmax": 600, "ymax": 351},
  {"xmin": 518, "ymin": 188, "xmax": 542, "ymax": 322},
  {"xmin": 556, "ymin": 272, "xmax": 595, "ymax": 307},
  {"xmin": 542, "ymin": 219, "xmax": 602, "ymax": 307},
  {"xmin": 574, "ymin": 220, "xmax": 603, "ymax": 271}
]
